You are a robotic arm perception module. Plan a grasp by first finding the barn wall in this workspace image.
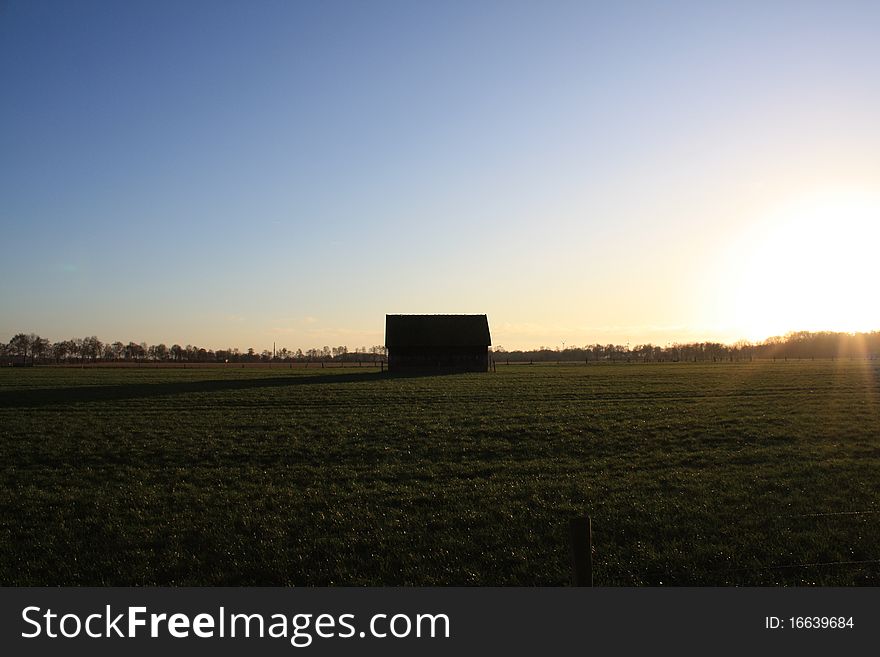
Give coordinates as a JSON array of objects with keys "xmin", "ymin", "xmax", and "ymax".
[{"xmin": 388, "ymin": 346, "xmax": 488, "ymax": 372}]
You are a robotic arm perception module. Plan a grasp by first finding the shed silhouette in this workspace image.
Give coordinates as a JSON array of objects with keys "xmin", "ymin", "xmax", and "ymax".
[{"xmin": 384, "ymin": 314, "xmax": 491, "ymax": 372}]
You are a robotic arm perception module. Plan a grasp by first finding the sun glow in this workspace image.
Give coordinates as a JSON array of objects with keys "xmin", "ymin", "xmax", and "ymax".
[{"xmin": 721, "ymin": 189, "xmax": 880, "ymax": 341}]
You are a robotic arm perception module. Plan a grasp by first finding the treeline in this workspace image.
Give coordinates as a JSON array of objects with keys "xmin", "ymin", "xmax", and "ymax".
[
  {"xmin": 493, "ymin": 331, "xmax": 880, "ymax": 362},
  {"xmin": 3, "ymin": 330, "xmax": 878, "ymax": 366},
  {"xmin": 1, "ymin": 333, "xmax": 387, "ymax": 365}
]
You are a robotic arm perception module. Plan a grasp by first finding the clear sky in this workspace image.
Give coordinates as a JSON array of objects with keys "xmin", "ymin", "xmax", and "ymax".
[{"xmin": 2, "ymin": 0, "xmax": 879, "ymax": 351}]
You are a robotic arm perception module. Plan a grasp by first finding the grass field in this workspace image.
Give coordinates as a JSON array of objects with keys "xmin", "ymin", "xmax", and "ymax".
[{"xmin": 1, "ymin": 361, "xmax": 878, "ymax": 585}]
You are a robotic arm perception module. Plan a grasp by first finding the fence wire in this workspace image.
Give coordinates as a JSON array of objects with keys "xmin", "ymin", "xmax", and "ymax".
[{"xmin": 595, "ymin": 508, "xmax": 880, "ymax": 584}]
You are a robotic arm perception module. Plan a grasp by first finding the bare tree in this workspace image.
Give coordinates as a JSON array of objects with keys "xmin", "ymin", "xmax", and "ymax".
[
  {"xmin": 8, "ymin": 333, "xmax": 33, "ymax": 361},
  {"xmin": 81, "ymin": 336, "xmax": 102, "ymax": 362},
  {"xmin": 31, "ymin": 335, "xmax": 50, "ymax": 362}
]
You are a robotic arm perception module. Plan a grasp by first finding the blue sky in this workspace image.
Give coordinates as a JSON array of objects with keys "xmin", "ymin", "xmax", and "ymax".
[{"xmin": 2, "ymin": 1, "xmax": 879, "ymax": 350}]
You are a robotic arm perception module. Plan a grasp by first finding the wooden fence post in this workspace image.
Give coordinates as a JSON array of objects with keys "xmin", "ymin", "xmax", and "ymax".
[{"xmin": 569, "ymin": 516, "xmax": 593, "ymax": 586}]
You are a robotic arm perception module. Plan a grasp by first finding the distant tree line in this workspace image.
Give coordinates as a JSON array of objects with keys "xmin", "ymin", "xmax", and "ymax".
[
  {"xmin": 3, "ymin": 330, "xmax": 878, "ymax": 366},
  {"xmin": 0, "ymin": 333, "xmax": 387, "ymax": 365},
  {"xmin": 492, "ymin": 331, "xmax": 880, "ymax": 363}
]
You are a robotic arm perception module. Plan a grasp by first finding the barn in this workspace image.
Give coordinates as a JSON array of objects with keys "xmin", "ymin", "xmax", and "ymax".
[{"xmin": 384, "ymin": 314, "xmax": 491, "ymax": 373}]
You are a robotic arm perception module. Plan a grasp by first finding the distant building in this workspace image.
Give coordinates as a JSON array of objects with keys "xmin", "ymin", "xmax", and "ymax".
[{"xmin": 384, "ymin": 314, "xmax": 491, "ymax": 373}]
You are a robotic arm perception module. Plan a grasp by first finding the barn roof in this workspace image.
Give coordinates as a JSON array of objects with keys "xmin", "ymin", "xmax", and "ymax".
[{"xmin": 385, "ymin": 314, "xmax": 491, "ymax": 347}]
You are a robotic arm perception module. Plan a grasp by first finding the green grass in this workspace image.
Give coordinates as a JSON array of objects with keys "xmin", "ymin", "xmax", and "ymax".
[{"xmin": 1, "ymin": 361, "xmax": 879, "ymax": 585}]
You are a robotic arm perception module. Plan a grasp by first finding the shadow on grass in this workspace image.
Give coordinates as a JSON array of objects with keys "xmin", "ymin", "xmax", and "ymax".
[{"xmin": 0, "ymin": 370, "xmax": 468, "ymax": 408}]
